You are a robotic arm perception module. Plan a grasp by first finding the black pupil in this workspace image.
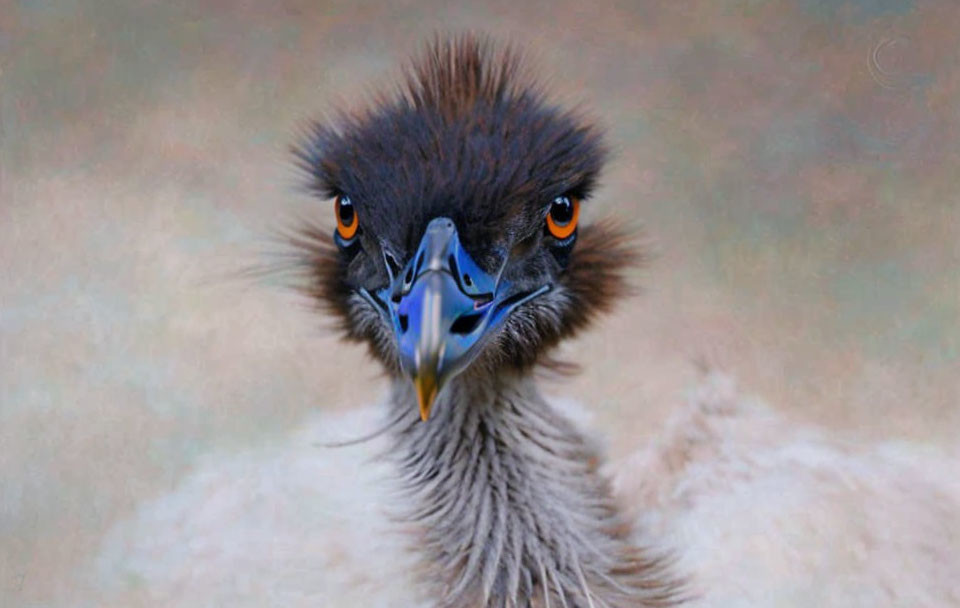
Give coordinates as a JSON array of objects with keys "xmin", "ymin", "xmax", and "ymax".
[
  {"xmin": 338, "ymin": 197, "xmax": 355, "ymax": 225},
  {"xmin": 550, "ymin": 197, "xmax": 573, "ymax": 225}
]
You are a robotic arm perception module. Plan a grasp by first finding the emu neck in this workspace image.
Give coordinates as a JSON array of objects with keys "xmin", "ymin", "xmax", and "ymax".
[{"xmin": 387, "ymin": 373, "xmax": 679, "ymax": 608}]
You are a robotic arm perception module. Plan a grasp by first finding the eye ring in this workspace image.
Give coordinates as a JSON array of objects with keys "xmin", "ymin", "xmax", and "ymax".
[
  {"xmin": 335, "ymin": 195, "xmax": 359, "ymax": 240},
  {"xmin": 545, "ymin": 195, "xmax": 580, "ymax": 240}
]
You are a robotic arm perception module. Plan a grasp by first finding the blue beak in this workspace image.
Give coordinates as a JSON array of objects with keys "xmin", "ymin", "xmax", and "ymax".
[{"xmin": 362, "ymin": 217, "xmax": 549, "ymax": 420}]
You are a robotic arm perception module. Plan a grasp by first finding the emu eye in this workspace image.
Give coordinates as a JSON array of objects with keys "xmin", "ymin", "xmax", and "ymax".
[
  {"xmin": 335, "ymin": 195, "xmax": 359, "ymax": 240},
  {"xmin": 545, "ymin": 195, "xmax": 579, "ymax": 240}
]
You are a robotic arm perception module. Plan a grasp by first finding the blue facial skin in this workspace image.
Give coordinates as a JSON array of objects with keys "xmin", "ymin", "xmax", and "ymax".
[{"xmin": 360, "ymin": 217, "xmax": 550, "ymax": 419}]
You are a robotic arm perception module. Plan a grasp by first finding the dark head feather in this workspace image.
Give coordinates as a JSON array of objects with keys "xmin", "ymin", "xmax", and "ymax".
[{"xmin": 291, "ymin": 33, "xmax": 637, "ymax": 374}]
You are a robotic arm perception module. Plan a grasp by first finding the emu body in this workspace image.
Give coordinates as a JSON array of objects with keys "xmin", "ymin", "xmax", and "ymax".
[{"xmin": 95, "ymin": 376, "xmax": 960, "ymax": 606}]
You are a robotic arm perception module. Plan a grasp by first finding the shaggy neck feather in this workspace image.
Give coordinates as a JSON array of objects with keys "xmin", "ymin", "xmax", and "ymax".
[{"xmin": 387, "ymin": 372, "xmax": 680, "ymax": 608}]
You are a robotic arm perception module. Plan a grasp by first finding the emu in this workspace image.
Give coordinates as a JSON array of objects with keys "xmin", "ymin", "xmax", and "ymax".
[
  {"xmin": 96, "ymin": 34, "xmax": 960, "ymax": 608},
  {"xmin": 291, "ymin": 35, "xmax": 681, "ymax": 607}
]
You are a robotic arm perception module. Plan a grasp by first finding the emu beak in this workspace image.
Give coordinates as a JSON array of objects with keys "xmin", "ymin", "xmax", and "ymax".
[{"xmin": 378, "ymin": 217, "xmax": 548, "ymax": 421}]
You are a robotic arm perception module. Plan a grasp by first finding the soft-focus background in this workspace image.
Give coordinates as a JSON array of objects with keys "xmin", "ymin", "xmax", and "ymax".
[{"xmin": 2, "ymin": 0, "xmax": 958, "ymax": 605}]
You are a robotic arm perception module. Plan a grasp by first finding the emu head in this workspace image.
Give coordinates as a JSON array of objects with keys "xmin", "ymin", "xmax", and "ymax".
[{"xmin": 294, "ymin": 35, "xmax": 636, "ymax": 420}]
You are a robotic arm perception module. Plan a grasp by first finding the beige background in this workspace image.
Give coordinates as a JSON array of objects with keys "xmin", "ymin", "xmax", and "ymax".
[{"xmin": 2, "ymin": 0, "xmax": 958, "ymax": 605}]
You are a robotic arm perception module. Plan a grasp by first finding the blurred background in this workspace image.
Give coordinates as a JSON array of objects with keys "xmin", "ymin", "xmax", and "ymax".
[{"xmin": 2, "ymin": 0, "xmax": 958, "ymax": 605}]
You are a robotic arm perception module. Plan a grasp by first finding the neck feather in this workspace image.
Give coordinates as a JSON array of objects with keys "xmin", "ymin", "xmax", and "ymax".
[{"xmin": 386, "ymin": 372, "xmax": 681, "ymax": 608}]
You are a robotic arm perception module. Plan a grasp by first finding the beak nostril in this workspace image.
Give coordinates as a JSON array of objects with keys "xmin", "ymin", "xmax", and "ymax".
[
  {"xmin": 475, "ymin": 293, "xmax": 493, "ymax": 307},
  {"xmin": 398, "ymin": 314, "xmax": 409, "ymax": 333},
  {"xmin": 449, "ymin": 311, "xmax": 483, "ymax": 335}
]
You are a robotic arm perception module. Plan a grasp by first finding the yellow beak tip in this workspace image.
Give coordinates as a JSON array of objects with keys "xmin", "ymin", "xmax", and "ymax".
[{"xmin": 414, "ymin": 375, "xmax": 439, "ymax": 422}]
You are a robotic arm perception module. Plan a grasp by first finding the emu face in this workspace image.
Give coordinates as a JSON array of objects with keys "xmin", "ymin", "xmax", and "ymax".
[{"xmin": 295, "ymin": 37, "xmax": 635, "ymax": 420}]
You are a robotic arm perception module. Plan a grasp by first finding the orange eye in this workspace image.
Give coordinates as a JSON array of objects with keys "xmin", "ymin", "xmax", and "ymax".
[
  {"xmin": 545, "ymin": 195, "xmax": 579, "ymax": 240},
  {"xmin": 335, "ymin": 195, "xmax": 359, "ymax": 240}
]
